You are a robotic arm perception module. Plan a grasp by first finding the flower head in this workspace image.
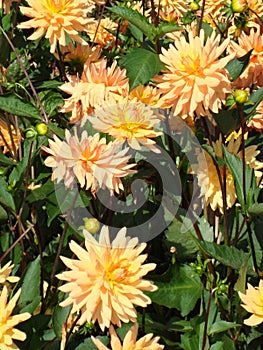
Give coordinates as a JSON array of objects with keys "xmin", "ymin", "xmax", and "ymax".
[
  {"xmin": 57, "ymin": 226, "xmax": 157, "ymax": 331},
  {"xmin": 42, "ymin": 130, "xmax": 136, "ymax": 194},
  {"xmin": 248, "ymin": 100, "xmax": 263, "ymax": 132},
  {"xmin": 129, "ymin": 85, "xmax": 161, "ymax": 106},
  {"xmin": 0, "ymin": 119, "xmax": 21, "ymax": 155},
  {"xmin": 155, "ymin": 29, "xmax": 234, "ymax": 119},
  {"xmin": 0, "ymin": 286, "xmax": 31, "ymax": 348},
  {"xmin": 0, "ymin": 261, "xmax": 19, "ymax": 285},
  {"xmin": 239, "ymin": 280, "xmax": 263, "ymax": 326},
  {"xmin": 60, "ymin": 59, "xmax": 129, "ymax": 123},
  {"xmin": 92, "ymin": 322, "xmax": 164, "ymax": 350},
  {"xmin": 87, "ymin": 17, "xmax": 118, "ymax": 48},
  {"xmin": 192, "ymin": 132, "xmax": 263, "ymax": 212},
  {"xmin": 154, "ymin": 0, "xmax": 188, "ymax": 22},
  {"xmin": 54, "ymin": 42, "xmax": 101, "ymax": 66},
  {"xmin": 18, "ymin": 0, "xmax": 94, "ymax": 53},
  {"xmin": 89, "ymin": 98, "xmax": 163, "ymax": 153},
  {"xmin": 228, "ymin": 27, "xmax": 263, "ymax": 88}
]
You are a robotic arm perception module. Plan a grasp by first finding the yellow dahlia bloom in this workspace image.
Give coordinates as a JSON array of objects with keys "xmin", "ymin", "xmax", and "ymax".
[
  {"xmin": 155, "ymin": 29, "xmax": 234, "ymax": 119},
  {"xmin": 0, "ymin": 261, "xmax": 19, "ymax": 285},
  {"xmin": 239, "ymin": 280, "xmax": 263, "ymax": 326},
  {"xmin": 228, "ymin": 28, "xmax": 263, "ymax": 88},
  {"xmin": 0, "ymin": 119, "xmax": 21, "ymax": 155},
  {"xmin": 192, "ymin": 133, "xmax": 263, "ymax": 212},
  {"xmin": 60, "ymin": 59, "xmax": 129, "ymax": 123},
  {"xmin": 87, "ymin": 18, "xmax": 118, "ymax": 48},
  {"xmin": 0, "ymin": 286, "xmax": 31, "ymax": 348},
  {"xmin": 89, "ymin": 98, "xmax": 163, "ymax": 153},
  {"xmin": 129, "ymin": 85, "xmax": 160, "ymax": 106},
  {"xmin": 42, "ymin": 130, "xmax": 136, "ymax": 194},
  {"xmin": 92, "ymin": 322, "xmax": 164, "ymax": 350},
  {"xmin": 18, "ymin": 0, "xmax": 94, "ymax": 53},
  {"xmin": 57, "ymin": 226, "xmax": 157, "ymax": 331}
]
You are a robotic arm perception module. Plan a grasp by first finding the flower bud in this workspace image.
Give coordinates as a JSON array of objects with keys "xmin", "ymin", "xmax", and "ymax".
[
  {"xmin": 189, "ymin": 1, "xmax": 200, "ymax": 11},
  {"xmin": 25, "ymin": 127, "xmax": 37, "ymax": 141},
  {"xmin": 231, "ymin": 0, "xmax": 248, "ymax": 13},
  {"xmin": 233, "ymin": 89, "xmax": 249, "ymax": 104},
  {"xmin": 35, "ymin": 123, "xmax": 49, "ymax": 136},
  {"xmin": 84, "ymin": 218, "xmax": 100, "ymax": 234}
]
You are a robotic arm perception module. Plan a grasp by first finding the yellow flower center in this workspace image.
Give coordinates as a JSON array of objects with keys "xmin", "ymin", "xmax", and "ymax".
[
  {"xmin": 181, "ymin": 55, "xmax": 202, "ymax": 76},
  {"xmin": 106, "ymin": 264, "xmax": 126, "ymax": 287},
  {"xmin": 44, "ymin": 0, "xmax": 66, "ymax": 13}
]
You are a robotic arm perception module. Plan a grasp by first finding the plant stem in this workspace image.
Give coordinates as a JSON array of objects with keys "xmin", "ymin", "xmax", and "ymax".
[
  {"xmin": 202, "ymin": 288, "xmax": 215, "ymax": 350},
  {"xmin": 197, "ymin": 0, "xmax": 206, "ymax": 36}
]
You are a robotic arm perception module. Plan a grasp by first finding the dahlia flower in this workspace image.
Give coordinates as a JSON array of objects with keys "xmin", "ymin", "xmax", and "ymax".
[
  {"xmin": 92, "ymin": 322, "xmax": 164, "ymax": 350},
  {"xmin": 53, "ymin": 42, "xmax": 101, "ymax": 66},
  {"xmin": 57, "ymin": 226, "xmax": 157, "ymax": 331},
  {"xmin": 154, "ymin": 0, "xmax": 188, "ymax": 22},
  {"xmin": 155, "ymin": 29, "xmax": 234, "ymax": 119},
  {"xmin": 89, "ymin": 98, "xmax": 163, "ymax": 153},
  {"xmin": 129, "ymin": 85, "xmax": 160, "ymax": 106},
  {"xmin": 41, "ymin": 130, "xmax": 136, "ymax": 194},
  {"xmin": 0, "ymin": 286, "xmax": 31, "ymax": 348},
  {"xmin": 18, "ymin": 0, "xmax": 94, "ymax": 53},
  {"xmin": 239, "ymin": 280, "xmax": 263, "ymax": 326},
  {"xmin": 60, "ymin": 59, "xmax": 129, "ymax": 123},
  {"xmin": 228, "ymin": 28, "xmax": 263, "ymax": 88},
  {"xmin": 248, "ymin": 100, "xmax": 263, "ymax": 132},
  {"xmin": 87, "ymin": 18, "xmax": 118, "ymax": 48},
  {"xmin": 192, "ymin": 133, "xmax": 263, "ymax": 212},
  {"xmin": 0, "ymin": 261, "xmax": 19, "ymax": 285},
  {"xmin": 0, "ymin": 119, "xmax": 21, "ymax": 155}
]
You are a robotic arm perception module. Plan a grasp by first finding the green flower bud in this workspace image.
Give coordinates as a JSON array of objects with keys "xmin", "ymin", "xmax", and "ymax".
[
  {"xmin": 35, "ymin": 123, "xmax": 49, "ymax": 136},
  {"xmin": 231, "ymin": 0, "xmax": 248, "ymax": 13},
  {"xmin": 25, "ymin": 127, "xmax": 37, "ymax": 141},
  {"xmin": 233, "ymin": 89, "xmax": 249, "ymax": 104},
  {"xmin": 84, "ymin": 218, "xmax": 100, "ymax": 234},
  {"xmin": 189, "ymin": 1, "xmax": 200, "ymax": 11}
]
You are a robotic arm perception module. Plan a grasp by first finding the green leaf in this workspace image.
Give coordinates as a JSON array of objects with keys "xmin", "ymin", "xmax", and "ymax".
[
  {"xmin": 16, "ymin": 256, "xmax": 41, "ymax": 313},
  {"xmin": 0, "ymin": 152, "xmax": 14, "ymax": 166},
  {"xmin": 213, "ymin": 109, "xmax": 240, "ymax": 135},
  {"xmin": 223, "ymin": 146, "xmax": 253, "ymax": 211},
  {"xmin": 225, "ymin": 49, "xmax": 253, "ymax": 81},
  {"xmin": 52, "ymin": 305, "xmax": 71, "ymax": 340},
  {"xmin": 75, "ymin": 336, "xmax": 109, "ymax": 350},
  {"xmin": 194, "ymin": 240, "xmax": 249, "ymax": 270},
  {"xmin": 108, "ymin": 6, "xmax": 155, "ymax": 41},
  {"xmin": 208, "ymin": 320, "xmax": 240, "ymax": 335},
  {"xmin": 155, "ymin": 21, "xmax": 181, "ymax": 39},
  {"xmin": 234, "ymin": 254, "xmax": 250, "ymax": 294},
  {"xmin": 0, "ymin": 177, "xmax": 16, "ymax": 213},
  {"xmin": 119, "ymin": 48, "xmax": 164, "ymax": 91},
  {"xmin": 0, "ymin": 93, "xmax": 40, "ymax": 119},
  {"xmin": 150, "ymin": 265, "xmax": 202, "ymax": 316},
  {"xmin": 244, "ymin": 86, "xmax": 263, "ymax": 118},
  {"xmin": 248, "ymin": 203, "xmax": 263, "ymax": 217},
  {"xmin": 39, "ymin": 90, "xmax": 64, "ymax": 116}
]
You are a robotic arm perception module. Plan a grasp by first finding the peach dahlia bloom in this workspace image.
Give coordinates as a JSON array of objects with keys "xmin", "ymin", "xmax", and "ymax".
[
  {"xmin": 228, "ymin": 28, "xmax": 263, "ymax": 88},
  {"xmin": 54, "ymin": 42, "xmax": 101, "ymax": 66},
  {"xmin": 154, "ymin": 0, "xmax": 188, "ymax": 22},
  {"xmin": 248, "ymin": 100, "xmax": 263, "ymax": 132},
  {"xmin": 18, "ymin": 0, "xmax": 94, "ymax": 53},
  {"xmin": 155, "ymin": 30, "xmax": 234, "ymax": 119},
  {"xmin": 239, "ymin": 280, "xmax": 263, "ymax": 326},
  {"xmin": 92, "ymin": 322, "xmax": 164, "ymax": 350},
  {"xmin": 42, "ymin": 130, "xmax": 136, "ymax": 193},
  {"xmin": 60, "ymin": 59, "xmax": 129, "ymax": 123},
  {"xmin": 0, "ymin": 261, "xmax": 19, "ymax": 285},
  {"xmin": 89, "ymin": 98, "xmax": 163, "ymax": 153},
  {"xmin": 192, "ymin": 133, "xmax": 263, "ymax": 212},
  {"xmin": 0, "ymin": 119, "xmax": 21, "ymax": 155},
  {"xmin": 129, "ymin": 85, "xmax": 160, "ymax": 106},
  {"xmin": 57, "ymin": 226, "xmax": 157, "ymax": 331},
  {"xmin": 87, "ymin": 18, "xmax": 118, "ymax": 48},
  {"xmin": 0, "ymin": 286, "xmax": 31, "ymax": 349}
]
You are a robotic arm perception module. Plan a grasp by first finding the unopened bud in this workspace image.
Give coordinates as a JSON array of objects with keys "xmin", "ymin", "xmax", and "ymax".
[
  {"xmin": 84, "ymin": 218, "xmax": 100, "ymax": 234},
  {"xmin": 231, "ymin": 0, "xmax": 248, "ymax": 13},
  {"xmin": 189, "ymin": 1, "xmax": 200, "ymax": 11},
  {"xmin": 35, "ymin": 123, "xmax": 49, "ymax": 136},
  {"xmin": 25, "ymin": 127, "xmax": 37, "ymax": 141},
  {"xmin": 233, "ymin": 89, "xmax": 249, "ymax": 104}
]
